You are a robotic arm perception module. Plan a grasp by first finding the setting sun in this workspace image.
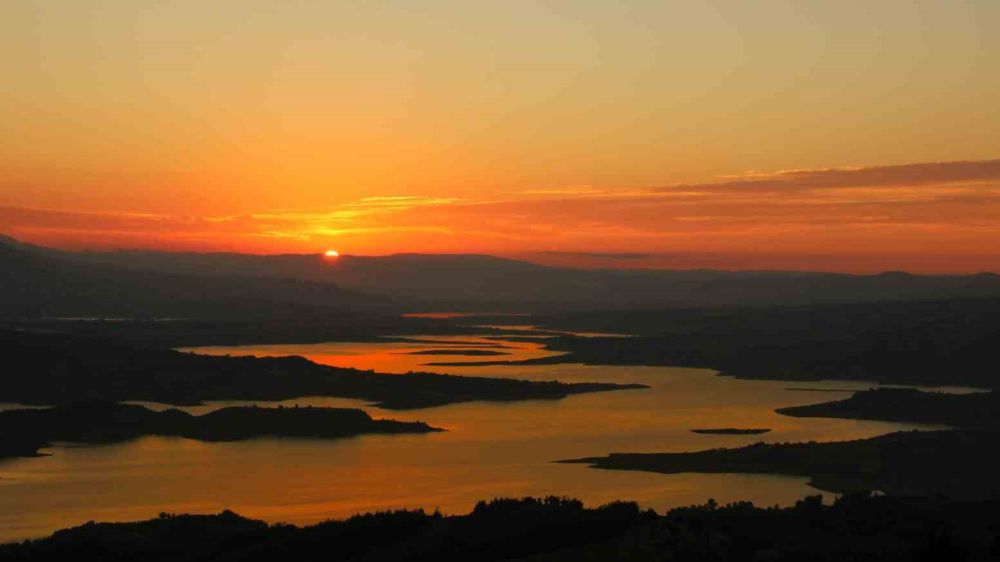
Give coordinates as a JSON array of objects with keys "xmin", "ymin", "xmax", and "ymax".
[{"xmin": 324, "ymin": 250, "xmax": 340, "ymax": 258}]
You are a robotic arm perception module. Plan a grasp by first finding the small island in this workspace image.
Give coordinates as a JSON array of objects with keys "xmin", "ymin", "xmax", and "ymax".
[
  {"xmin": 400, "ymin": 349, "xmax": 511, "ymax": 356},
  {"xmin": 0, "ymin": 401, "xmax": 441, "ymax": 461},
  {"xmin": 690, "ymin": 428, "xmax": 771, "ymax": 435}
]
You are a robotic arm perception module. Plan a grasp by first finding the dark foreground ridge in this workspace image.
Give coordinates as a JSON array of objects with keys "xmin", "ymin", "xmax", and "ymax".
[
  {"xmin": 0, "ymin": 330, "xmax": 644, "ymax": 410},
  {"xmin": 561, "ymin": 430, "xmax": 1000, "ymax": 498},
  {"xmin": 3, "ymin": 494, "xmax": 1000, "ymax": 561},
  {"xmin": 0, "ymin": 401, "xmax": 440, "ymax": 460},
  {"xmin": 778, "ymin": 387, "xmax": 1000, "ymax": 428},
  {"xmin": 690, "ymin": 428, "xmax": 771, "ymax": 435}
]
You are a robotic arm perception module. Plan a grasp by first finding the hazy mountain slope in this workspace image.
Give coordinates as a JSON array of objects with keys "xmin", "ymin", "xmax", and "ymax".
[
  {"xmin": 64, "ymin": 243, "xmax": 1000, "ymax": 310},
  {"xmin": 0, "ymin": 237, "xmax": 383, "ymax": 319},
  {"xmin": 5, "ymin": 234, "xmax": 1000, "ymax": 312}
]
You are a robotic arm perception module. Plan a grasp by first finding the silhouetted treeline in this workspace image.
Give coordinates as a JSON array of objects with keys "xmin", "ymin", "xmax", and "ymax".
[
  {"xmin": 0, "ymin": 330, "xmax": 643, "ymax": 409},
  {"xmin": 563, "ymin": 430, "xmax": 1000, "ymax": 498},
  {"xmin": 0, "ymin": 401, "xmax": 438, "ymax": 460},
  {"xmin": 778, "ymin": 387, "xmax": 1000, "ymax": 428},
  {"xmin": 535, "ymin": 297, "xmax": 1000, "ymax": 388},
  {"xmin": 3, "ymin": 494, "xmax": 1000, "ymax": 561}
]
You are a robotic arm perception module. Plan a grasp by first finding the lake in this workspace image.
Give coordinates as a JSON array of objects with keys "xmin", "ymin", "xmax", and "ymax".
[{"xmin": 0, "ymin": 328, "xmax": 967, "ymax": 542}]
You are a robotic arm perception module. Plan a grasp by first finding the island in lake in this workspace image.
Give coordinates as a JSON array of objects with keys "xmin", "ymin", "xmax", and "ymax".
[
  {"xmin": 562, "ymin": 388, "xmax": 1000, "ymax": 498},
  {"xmin": 690, "ymin": 428, "xmax": 771, "ymax": 435},
  {"xmin": 560, "ymin": 430, "xmax": 1000, "ymax": 498},
  {"xmin": 777, "ymin": 387, "xmax": 1000, "ymax": 428},
  {"xmin": 0, "ymin": 401, "xmax": 441, "ymax": 461},
  {"xmin": 400, "ymin": 349, "xmax": 510, "ymax": 356}
]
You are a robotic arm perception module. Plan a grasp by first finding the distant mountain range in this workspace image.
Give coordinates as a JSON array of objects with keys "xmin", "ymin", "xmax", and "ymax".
[
  {"xmin": 2, "ymin": 234, "xmax": 1000, "ymax": 316},
  {"xmin": 0, "ymin": 234, "xmax": 380, "ymax": 319}
]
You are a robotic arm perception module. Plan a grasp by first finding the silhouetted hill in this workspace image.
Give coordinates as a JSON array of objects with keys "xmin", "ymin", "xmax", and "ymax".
[
  {"xmin": 532, "ymin": 297, "xmax": 1000, "ymax": 388},
  {"xmin": 0, "ymin": 401, "xmax": 439, "ymax": 460},
  {"xmin": 18, "ymin": 236, "xmax": 1000, "ymax": 311},
  {"xmin": 0, "ymin": 329, "xmax": 643, "ymax": 409},
  {"xmin": 0, "ymin": 236, "xmax": 385, "ymax": 319},
  {"xmin": 4, "ymin": 494, "xmax": 1000, "ymax": 561},
  {"xmin": 563, "ymin": 430, "xmax": 1000, "ymax": 498},
  {"xmin": 777, "ymin": 388, "xmax": 1000, "ymax": 428},
  {"xmin": 5, "ymin": 233, "xmax": 1000, "ymax": 317}
]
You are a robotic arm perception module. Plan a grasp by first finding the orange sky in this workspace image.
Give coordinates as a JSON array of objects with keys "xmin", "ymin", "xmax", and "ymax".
[{"xmin": 2, "ymin": 2, "xmax": 999, "ymax": 272}]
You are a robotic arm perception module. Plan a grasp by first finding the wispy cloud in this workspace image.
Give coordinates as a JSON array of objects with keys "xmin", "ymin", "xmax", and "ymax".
[
  {"xmin": 664, "ymin": 159, "xmax": 1000, "ymax": 194},
  {"xmin": 3, "ymin": 158, "xmax": 1000, "ymax": 271},
  {"xmin": 532, "ymin": 251, "xmax": 654, "ymax": 260},
  {"xmin": 346, "ymin": 196, "xmax": 466, "ymax": 208}
]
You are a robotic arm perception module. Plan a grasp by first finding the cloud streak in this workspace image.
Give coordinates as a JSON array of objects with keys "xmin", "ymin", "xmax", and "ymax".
[
  {"xmin": 532, "ymin": 251, "xmax": 654, "ymax": 260},
  {"xmin": 3, "ymin": 158, "xmax": 1000, "ymax": 272},
  {"xmin": 681, "ymin": 158, "xmax": 1000, "ymax": 191}
]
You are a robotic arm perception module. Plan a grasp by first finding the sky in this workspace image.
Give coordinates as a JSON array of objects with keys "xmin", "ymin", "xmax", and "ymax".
[{"xmin": 1, "ymin": 1, "xmax": 999, "ymax": 272}]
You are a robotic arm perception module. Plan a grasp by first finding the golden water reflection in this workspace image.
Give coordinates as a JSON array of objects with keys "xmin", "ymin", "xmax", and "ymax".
[{"xmin": 0, "ymin": 331, "xmax": 972, "ymax": 542}]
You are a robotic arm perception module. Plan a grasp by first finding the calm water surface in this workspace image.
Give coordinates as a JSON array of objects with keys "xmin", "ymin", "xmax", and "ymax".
[{"xmin": 0, "ymin": 330, "xmax": 969, "ymax": 541}]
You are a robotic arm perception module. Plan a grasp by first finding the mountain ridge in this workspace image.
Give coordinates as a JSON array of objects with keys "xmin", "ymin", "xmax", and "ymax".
[{"xmin": 4, "ymin": 234, "xmax": 1000, "ymax": 313}]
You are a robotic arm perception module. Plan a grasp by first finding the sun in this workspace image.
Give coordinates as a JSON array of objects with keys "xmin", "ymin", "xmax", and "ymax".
[{"xmin": 324, "ymin": 249, "xmax": 340, "ymax": 257}]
